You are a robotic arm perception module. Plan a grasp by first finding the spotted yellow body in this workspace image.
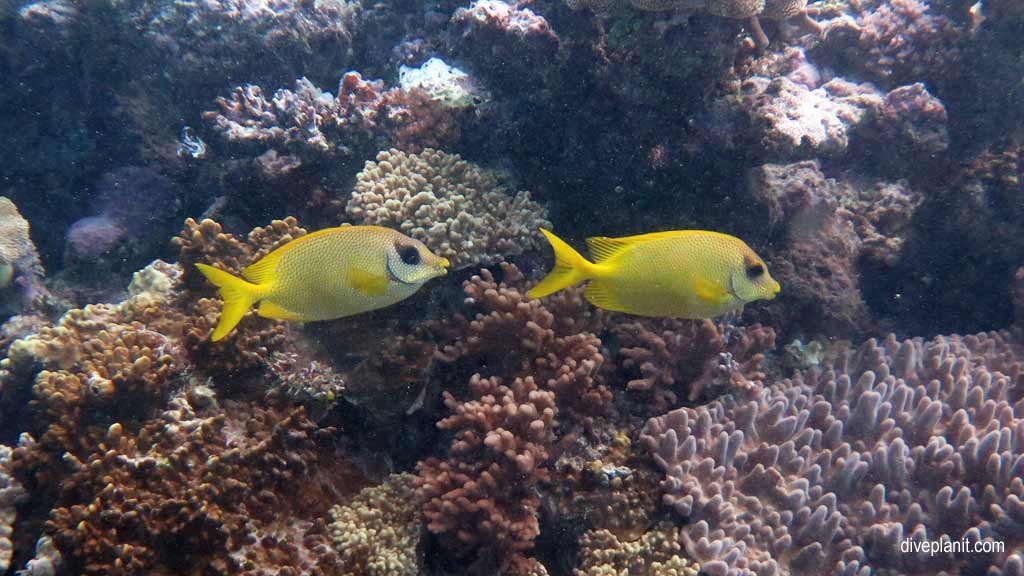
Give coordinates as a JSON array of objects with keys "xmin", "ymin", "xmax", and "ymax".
[
  {"xmin": 528, "ymin": 228, "xmax": 779, "ymax": 318},
  {"xmin": 196, "ymin": 225, "xmax": 449, "ymax": 341}
]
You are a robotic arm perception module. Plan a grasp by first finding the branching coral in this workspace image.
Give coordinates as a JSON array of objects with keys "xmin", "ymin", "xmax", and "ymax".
[
  {"xmin": 329, "ymin": 473, "xmax": 423, "ymax": 575},
  {"xmin": 642, "ymin": 331, "xmax": 1024, "ymax": 575},
  {"xmin": 614, "ymin": 318, "xmax": 775, "ymax": 413},
  {"xmin": 35, "ymin": 392, "xmax": 348, "ymax": 575},
  {"xmin": 0, "ymin": 276, "xmax": 178, "ymax": 458},
  {"xmin": 173, "ymin": 217, "xmax": 304, "ymax": 379},
  {"xmin": 204, "ymin": 72, "xmax": 461, "ymax": 168},
  {"xmin": 440, "ymin": 264, "xmax": 611, "ymax": 422},
  {"xmin": 344, "ymin": 149, "xmax": 551, "ymax": 270},
  {"xmin": 417, "ymin": 374, "xmax": 558, "ymax": 570}
]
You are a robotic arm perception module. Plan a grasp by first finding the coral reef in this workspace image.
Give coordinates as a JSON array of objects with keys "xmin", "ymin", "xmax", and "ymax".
[
  {"xmin": 205, "ymin": 72, "xmax": 462, "ymax": 173},
  {"xmin": 38, "ymin": 394, "xmax": 348, "ymax": 574},
  {"xmin": 417, "ymin": 374, "xmax": 558, "ymax": 571},
  {"xmin": 564, "ymin": 0, "xmax": 819, "ymax": 48},
  {"xmin": 575, "ymin": 522, "xmax": 700, "ymax": 575},
  {"xmin": 613, "ymin": 318, "xmax": 775, "ymax": 412},
  {"xmin": 0, "ymin": 443, "xmax": 26, "ymax": 573},
  {"xmin": 0, "ymin": 197, "xmax": 48, "ymax": 313},
  {"xmin": 173, "ymin": 217, "xmax": 302, "ymax": 380},
  {"xmin": 746, "ymin": 160, "xmax": 923, "ymax": 337},
  {"xmin": 642, "ymin": 331, "xmax": 1024, "ymax": 575},
  {"xmin": 330, "ymin": 473, "xmax": 423, "ymax": 575},
  {"xmin": 819, "ymin": 0, "xmax": 965, "ymax": 88},
  {"xmin": 344, "ymin": 149, "xmax": 551, "ymax": 269}
]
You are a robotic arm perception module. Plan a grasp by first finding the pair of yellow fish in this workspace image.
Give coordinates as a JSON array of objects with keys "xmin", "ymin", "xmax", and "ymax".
[{"xmin": 196, "ymin": 225, "xmax": 780, "ymax": 341}]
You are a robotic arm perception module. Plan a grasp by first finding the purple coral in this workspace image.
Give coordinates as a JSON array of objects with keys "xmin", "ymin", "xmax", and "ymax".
[{"xmin": 642, "ymin": 331, "xmax": 1024, "ymax": 575}]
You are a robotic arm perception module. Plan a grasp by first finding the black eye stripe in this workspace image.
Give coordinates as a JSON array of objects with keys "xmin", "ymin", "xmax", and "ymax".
[
  {"xmin": 746, "ymin": 263, "xmax": 765, "ymax": 278},
  {"xmin": 399, "ymin": 245, "xmax": 421, "ymax": 265}
]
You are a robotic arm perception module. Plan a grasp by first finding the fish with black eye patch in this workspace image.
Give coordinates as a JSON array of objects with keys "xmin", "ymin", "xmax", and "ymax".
[
  {"xmin": 529, "ymin": 228, "xmax": 780, "ymax": 319},
  {"xmin": 195, "ymin": 226, "xmax": 449, "ymax": 341}
]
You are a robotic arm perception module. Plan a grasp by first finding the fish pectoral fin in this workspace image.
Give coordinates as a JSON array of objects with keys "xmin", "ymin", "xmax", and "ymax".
[
  {"xmin": 351, "ymin": 268, "xmax": 390, "ymax": 296},
  {"xmin": 257, "ymin": 300, "xmax": 307, "ymax": 321},
  {"xmin": 583, "ymin": 281, "xmax": 629, "ymax": 313},
  {"xmin": 694, "ymin": 278, "xmax": 731, "ymax": 306}
]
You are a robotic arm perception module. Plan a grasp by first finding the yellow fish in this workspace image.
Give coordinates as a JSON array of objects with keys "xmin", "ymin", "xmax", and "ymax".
[
  {"xmin": 196, "ymin": 225, "xmax": 449, "ymax": 341},
  {"xmin": 528, "ymin": 228, "xmax": 780, "ymax": 318}
]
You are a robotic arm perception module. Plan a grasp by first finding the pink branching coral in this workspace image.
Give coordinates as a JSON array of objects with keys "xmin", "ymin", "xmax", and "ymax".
[
  {"xmin": 642, "ymin": 331, "xmax": 1024, "ymax": 575},
  {"xmin": 439, "ymin": 264, "xmax": 611, "ymax": 423},
  {"xmin": 416, "ymin": 375, "xmax": 557, "ymax": 570},
  {"xmin": 614, "ymin": 319, "xmax": 775, "ymax": 413}
]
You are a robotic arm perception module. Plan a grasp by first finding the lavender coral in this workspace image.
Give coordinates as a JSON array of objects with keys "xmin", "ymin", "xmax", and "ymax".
[
  {"xmin": 642, "ymin": 331, "xmax": 1024, "ymax": 575},
  {"xmin": 344, "ymin": 149, "xmax": 551, "ymax": 269}
]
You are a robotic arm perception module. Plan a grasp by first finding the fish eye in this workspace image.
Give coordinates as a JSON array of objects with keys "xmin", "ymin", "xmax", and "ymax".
[
  {"xmin": 746, "ymin": 263, "xmax": 765, "ymax": 279},
  {"xmin": 399, "ymin": 245, "xmax": 421, "ymax": 265}
]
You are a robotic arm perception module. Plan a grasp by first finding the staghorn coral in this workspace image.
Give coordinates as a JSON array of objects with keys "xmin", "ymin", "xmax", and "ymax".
[
  {"xmin": 416, "ymin": 374, "xmax": 558, "ymax": 571},
  {"xmin": 344, "ymin": 149, "xmax": 551, "ymax": 270},
  {"xmin": 642, "ymin": 331, "xmax": 1024, "ymax": 575},
  {"xmin": 329, "ymin": 473, "xmax": 423, "ymax": 575},
  {"xmin": 614, "ymin": 319, "xmax": 775, "ymax": 412},
  {"xmin": 575, "ymin": 521, "xmax": 699, "ymax": 575}
]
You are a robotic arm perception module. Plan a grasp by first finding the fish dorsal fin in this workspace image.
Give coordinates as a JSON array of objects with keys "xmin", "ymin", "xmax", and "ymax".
[
  {"xmin": 585, "ymin": 237, "xmax": 631, "ymax": 263},
  {"xmin": 585, "ymin": 230, "xmax": 693, "ymax": 263},
  {"xmin": 242, "ymin": 228, "xmax": 339, "ymax": 284},
  {"xmin": 351, "ymin": 267, "xmax": 390, "ymax": 296}
]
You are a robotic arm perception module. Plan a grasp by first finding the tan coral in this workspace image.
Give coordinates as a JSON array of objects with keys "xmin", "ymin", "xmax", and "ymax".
[
  {"xmin": 575, "ymin": 522, "xmax": 699, "ymax": 575},
  {"xmin": 329, "ymin": 473, "xmax": 423, "ymax": 576},
  {"xmin": 344, "ymin": 149, "xmax": 550, "ymax": 269}
]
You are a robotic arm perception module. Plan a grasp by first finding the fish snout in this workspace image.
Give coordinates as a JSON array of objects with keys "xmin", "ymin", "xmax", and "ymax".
[
  {"xmin": 767, "ymin": 279, "xmax": 781, "ymax": 299},
  {"xmin": 436, "ymin": 257, "xmax": 450, "ymax": 275}
]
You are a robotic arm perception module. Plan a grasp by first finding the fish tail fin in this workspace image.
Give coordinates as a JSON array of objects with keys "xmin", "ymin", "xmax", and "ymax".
[
  {"xmin": 195, "ymin": 263, "xmax": 262, "ymax": 341},
  {"xmin": 528, "ymin": 228, "xmax": 596, "ymax": 298}
]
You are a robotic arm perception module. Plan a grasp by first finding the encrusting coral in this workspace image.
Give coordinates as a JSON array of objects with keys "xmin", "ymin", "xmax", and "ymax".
[
  {"xmin": 329, "ymin": 473, "xmax": 423, "ymax": 575},
  {"xmin": 344, "ymin": 149, "xmax": 551, "ymax": 270},
  {"xmin": 642, "ymin": 331, "xmax": 1024, "ymax": 575}
]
